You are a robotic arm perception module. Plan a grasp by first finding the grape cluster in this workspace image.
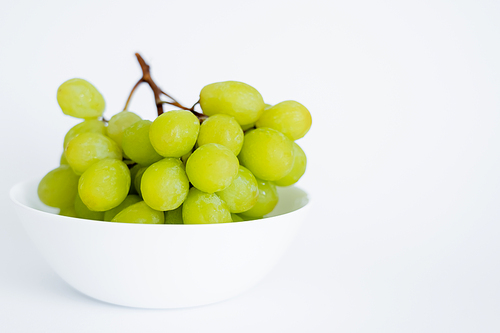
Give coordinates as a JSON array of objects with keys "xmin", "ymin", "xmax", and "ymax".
[{"xmin": 38, "ymin": 60, "xmax": 311, "ymax": 224}]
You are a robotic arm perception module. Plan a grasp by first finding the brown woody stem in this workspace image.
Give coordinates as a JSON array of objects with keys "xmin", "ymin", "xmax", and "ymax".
[
  {"xmin": 123, "ymin": 79, "xmax": 143, "ymax": 111},
  {"xmin": 124, "ymin": 53, "xmax": 206, "ymax": 121},
  {"xmin": 135, "ymin": 54, "xmax": 164, "ymax": 116}
]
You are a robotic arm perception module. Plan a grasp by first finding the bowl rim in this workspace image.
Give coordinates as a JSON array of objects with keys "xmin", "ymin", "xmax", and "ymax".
[{"xmin": 10, "ymin": 178, "xmax": 311, "ymax": 228}]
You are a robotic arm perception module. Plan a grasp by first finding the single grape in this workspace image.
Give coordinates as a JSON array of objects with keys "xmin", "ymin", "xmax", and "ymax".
[
  {"xmin": 134, "ymin": 166, "xmax": 148, "ymax": 197},
  {"xmin": 59, "ymin": 206, "xmax": 78, "ymax": 218},
  {"xmin": 60, "ymin": 151, "xmax": 69, "ymax": 165},
  {"xmin": 149, "ymin": 110, "xmax": 200, "ymax": 158},
  {"xmin": 240, "ymin": 122, "xmax": 255, "ymax": 131},
  {"xmin": 112, "ymin": 201, "xmax": 164, "ymax": 224},
  {"xmin": 239, "ymin": 105, "xmax": 268, "ymax": 131},
  {"xmin": 216, "ymin": 166, "xmax": 258, "ymax": 213},
  {"xmin": 141, "ymin": 158, "xmax": 190, "ymax": 211},
  {"xmin": 106, "ymin": 111, "xmax": 142, "ymax": 149},
  {"xmin": 65, "ymin": 132, "xmax": 122, "ymax": 175},
  {"xmin": 199, "ymin": 81, "xmax": 265, "ymax": 126},
  {"xmin": 231, "ymin": 213, "xmax": 244, "ymax": 222},
  {"xmin": 256, "ymin": 101, "xmax": 312, "ymax": 140},
  {"xmin": 74, "ymin": 193, "xmax": 105, "ymax": 220},
  {"xmin": 103, "ymin": 194, "xmax": 141, "ymax": 221},
  {"xmin": 38, "ymin": 165, "xmax": 79, "ymax": 208},
  {"xmin": 238, "ymin": 127, "xmax": 294, "ymax": 181},
  {"xmin": 182, "ymin": 188, "xmax": 232, "ymax": 224},
  {"xmin": 78, "ymin": 159, "xmax": 130, "ymax": 211},
  {"xmin": 275, "ymin": 142, "xmax": 307, "ymax": 186},
  {"xmin": 63, "ymin": 119, "xmax": 106, "ymax": 148},
  {"xmin": 57, "ymin": 78, "xmax": 105, "ymax": 119},
  {"xmin": 240, "ymin": 215, "xmax": 263, "ymax": 221},
  {"xmin": 181, "ymin": 150, "xmax": 192, "ymax": 165},
  {"xmin": 240, "ymin": 179, "xmax": 278, "ymax": 218},
  {"xmin": 197, "ymin": 114, "xmax": 244, "ymax": 155},
  {"xmin": 165, "ymin": 205, "xmax": 183, "ymax": 224},
  {"xmin": 128, "ymin": 164, "xmax": 142, "ymax": 194},
  {"xmin": 122, "ymin": 120, "xmax": 163, "ymax": 166},
  {"xmin": 122, "ymin": 159, "xmax": 136, "ymax": 166},
  {"xmin": 186, "ymin": 143, "xmax": 239, "ymax": 193}
]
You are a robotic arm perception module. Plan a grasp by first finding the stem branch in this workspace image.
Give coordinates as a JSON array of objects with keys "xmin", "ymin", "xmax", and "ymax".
[
  {"xmin": 123, "ymin": 53, "xmax": 205, "ymax": 121},
  {"xmin": 135, "ymin": 53, "xmax": 164, "ymax": 116},
  {"xmin": 123, "ymin": 79, "xmax": 143, "ymax": 111}
]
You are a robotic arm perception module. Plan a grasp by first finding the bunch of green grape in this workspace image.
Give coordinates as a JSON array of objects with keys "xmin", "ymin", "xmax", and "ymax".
[{"xmin": 38, "ymin": 78, "xmax": 311, "ymax": 224}]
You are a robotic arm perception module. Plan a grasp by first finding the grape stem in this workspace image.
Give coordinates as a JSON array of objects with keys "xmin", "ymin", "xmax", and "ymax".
[{"xmin": 123, "ymin": 53, "xmax": 207, "ymax": 121}]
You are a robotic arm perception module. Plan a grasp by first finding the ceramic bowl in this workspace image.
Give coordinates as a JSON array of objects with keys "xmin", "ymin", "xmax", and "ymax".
[{"xmin": 10, "ymin": 179, "xmax": 310, "ymax": 309}]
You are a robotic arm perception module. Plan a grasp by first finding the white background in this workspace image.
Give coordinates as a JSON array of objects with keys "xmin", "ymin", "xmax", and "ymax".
[{"xmin": 1, "ymin": 0, "xmax": 499, "ymax": 332}]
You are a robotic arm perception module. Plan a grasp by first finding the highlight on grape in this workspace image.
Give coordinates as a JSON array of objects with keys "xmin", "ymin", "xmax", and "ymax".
[{"xmin": 38, "ymin": 54, "xmax": 312, "ymax": 224}]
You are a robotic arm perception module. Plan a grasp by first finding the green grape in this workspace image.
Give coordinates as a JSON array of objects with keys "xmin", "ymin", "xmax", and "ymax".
[
  {"xmin": 65, "ymin": 132, "xmax": 122, "ymax": 175},
  {"xmin": 106, "ymin": 111, "xmax": 142, "ymax": 149},
  {"xmin": 74, "ymin": 193, "xmax": 105, "ymax": 220},
  {"xmin": 129, "ymin": 164, "xmax": 142, "ymax": 194},
  {"xmin": 197, "ymin": 114, "xmax": 244, "ymax": 155},
  {"xmin": 186, "ymin": 143, "xmax": 239, "ymax": 193},
  {"xmin": 275, "ymin": 142, "xmax": 307, "ymax": 186},
  {"xmin": 240, "ymin": 103, "xmax": 271, "ymax": 132},
  {"xmin": 199, "ymin": 81, "xmax": 265, "ymax": 126},
  {"xmin": 141, "ymin": 158, "xmax": 190, "ymax": 211},
  {"xmin": 103, "ymin": 194, "xmax": 141, "ymax": 221},
  {"xmin": 256, "ymin": 101, "xmax": 312, "ymax": 140},
  {"xmin": 240, "ymin": 122, "xmax": 255, "ymax": 131},
  {"xmin": 149, "ymin": 110, "xmax": 200, "ymax": 157},
  {"xmin": 165, "ymin": 205, "xmax": 183, "ymax": 224},
  {"xmin": 60, "ymin": 151, "xmax": 69, "ymax": 165},
  {"xmin": 134, "ymin": 166, "xmax": 148, "ymax": 197},
  {"xmin": 240, "ymin": 179, "xmax": 278, "ymax": 218},
  {"xmin": 217, "ymin": 166, "xmax": 258, "ymax": 213},
  {"xmin": 57, "ymin": 78, "xmax": 105, "ymax": 119},
  {"xmin": 123, "ymin": 159, "xmax": 136, "ymax": 166},
  {"xmin": 231, "ymin": 213, "xmax": 244, "ymax": 222},
  {"xmin": 122, "ymin": 120, "xmax": 163, "ymax": 166},
  {"xmin": 238, "ymin": 127, "xmax": 294, "ymax": 181},
  {"xmin": 112, "ymin": 201, "xmax": 164, "ymax": 224},
  {"xmin": 182, "ymin": 188, "xmax": 232, "ymax": 224},
  {"xmin": 78, "ymin": 159, "xmax": 130, "ymax": 211},
  {"xmin": 59, "ymin": 205, "xmax": 77, "ymax": 218},
  {"xmin": 240, "ymin": 215, "xmax": 263, "ymax": 221},
  {"xmin": 181, "ymin": 150, "xmax": 192, "ymax": 165},
  {"xmin": 63, "ymin": 119, "xmax": 106, "ymax": 148},
  {"xmin": 250, "ymin": 104, "xmax": 271, "ymax": 131},
  {"xmin": 38, "ymin": 165, "xmax": 79, "ymax": 208}
]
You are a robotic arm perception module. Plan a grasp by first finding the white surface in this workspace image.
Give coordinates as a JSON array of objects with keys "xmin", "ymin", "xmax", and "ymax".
[
  {"xmin": 11, "ymin": 180, "xmax": 308, "ymax": 308},
  {"xmin": 1, "ymin": 0, "xmax": 499, "ymax": 332}
]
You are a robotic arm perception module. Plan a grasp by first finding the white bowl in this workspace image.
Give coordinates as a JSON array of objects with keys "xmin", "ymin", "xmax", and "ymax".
[{"xmin": 10, "ymin": 179, "xmax": 310, "ymax": 309}]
